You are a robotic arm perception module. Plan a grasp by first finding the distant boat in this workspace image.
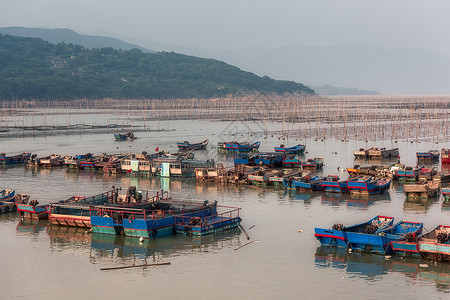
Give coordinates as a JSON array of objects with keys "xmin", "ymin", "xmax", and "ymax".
[
  {"xmin": 354, "ymin": 147, "xmax": 399, "ymax": 159},
  {"xmin": 347, "ymin": 176, "xmax": 391, "ymax": 195},
  {"xmin": 301, "ymin": 157, "xmax": 324, "ymax": 169},
  {"xmin": 347, "ymin": 219, "xmax": 421, "ymax": 255},
  {"xmin": 114, "ymin": 131, "xmax": 136, "ymax": 141},
  {"xmin": 416, "ymin": 150, "xmax": 439, "ymax": 161},
  {"xmin": 0, "ymin": 192, "xmax": 29, "ymax": 214},
  {"xmin": 218, "ymin": 141, "xmax": 260, "ymax": 153},
  {"xmin": 320, "ymin": 175, "xmax": 350, "ymax": 193},
  {"xmin": 0, "ymin": 190, "xmax": 15, "ymax": 202},
  {"xmin": 418, "ymin": 225, "xmax": 450, "ymax": 261},
  {"xmin": 282, "ymin": 154, "xmax": 302, "ymax": 167},
  {"xmin": 442, "ymin": 149, "xmax": 450, "ymax": 164},
  {"xmin": 314, "ymin": 215, "xmax": 394, "ymax": 249},
  {"xmin": 0, "ymin": 152, "xmax": 31, "ymax": 165},
  {"xmin": 175, "ymin": 206, "xmax": 242, "ymax": 236},
  {"xmin": 177, "ymin": 139, "xmax": 208, "ymax": 151},
  {"xmin": 403, "ymin": 181, "xmax": 439, "ymax": 199},
  {"xmin": 292, "ymin": 175, "xmax": 325, "ymax": 191},
  {"xmin": 254, "ymin": 152, "xmax": 284, "ymax": 167},
  {"xmin": 274, "ymin": 144, "xmax": 306, "ymax": 154},
  {"xmin": 38, "ymin": 154, "xmax": 64, "ymax": 167}
]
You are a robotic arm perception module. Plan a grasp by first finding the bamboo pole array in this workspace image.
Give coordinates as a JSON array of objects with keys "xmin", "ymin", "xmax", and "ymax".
[{"xmin": 0, "ymin": 94, "xmax": 449, "ymax": 142}]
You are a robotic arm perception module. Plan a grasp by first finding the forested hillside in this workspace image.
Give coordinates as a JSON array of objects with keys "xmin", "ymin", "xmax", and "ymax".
[{"xmin": 0, "ymin": 34, "xmax": 314, "ymax": 100}]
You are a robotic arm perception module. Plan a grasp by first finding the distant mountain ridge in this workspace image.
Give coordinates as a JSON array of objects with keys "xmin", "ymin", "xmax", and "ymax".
[
  {"xmin": 311, "ymin": 84, "xmax": 380, "ymax": 96},
  {"xmin": 0, "ymin": 34, "xmax": 314, "ymax": 100},
  {"xmin": 0, "ymin": 27, "xmax": 153, "ymax": 52},
  {"xmin": 7, "ymin": 26, "xmax": 448, "ymax": 94},
  {"xmin": 170, "ymin": 43, "xmax": 450, "ymax": 95},
  {"xmin": 111, "ymin": 36, "xmax": 450, "ymax": 95}
]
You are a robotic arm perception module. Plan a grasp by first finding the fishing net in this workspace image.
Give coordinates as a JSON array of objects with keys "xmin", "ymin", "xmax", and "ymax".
[
  {"xmin": 332, "ymin": 224, "xmax": 344, "ymax": 231},
  {"xmin": 364, "ymin": 224, "xmax": 378, "ymax": 234},
  {"xmin": 437, "ymin": 233, "xmax": 449, "ymax": 244}
]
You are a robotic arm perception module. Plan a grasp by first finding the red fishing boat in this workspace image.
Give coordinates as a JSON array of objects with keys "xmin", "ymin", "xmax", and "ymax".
[{"xmin": 441, "ymin": 149, "xmax": 450, "ymax": 164}]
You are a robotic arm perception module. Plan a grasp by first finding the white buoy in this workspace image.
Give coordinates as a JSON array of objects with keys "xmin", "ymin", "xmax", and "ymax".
[{"xmin": 139, "ymin": 237, "xmax": 144, "ymax": 242}]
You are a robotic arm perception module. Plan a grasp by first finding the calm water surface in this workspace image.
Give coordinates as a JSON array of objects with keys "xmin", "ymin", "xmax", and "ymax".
[{"xmin": 0, "ymin": 120, "xmax": 449, "ymax": 299}]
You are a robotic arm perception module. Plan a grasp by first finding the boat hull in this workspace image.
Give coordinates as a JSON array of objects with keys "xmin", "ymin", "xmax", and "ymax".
[
  {"xmin": 391, "ymin": 241, "xmax": 421, "ymax": 257},
  {"xmin": 175, "ymin": 216, "xmax": 241, "ymax": 236},
  {"xmin": 314, "ymin": 228, "xmax": 348, "ymax": 248},
  {"xmin": 16, "ymin": 204, "xmax": 48, "ymax": 219},
  {"xmin": 49, "ymin": 214, "xmax": 91, "ymax": 227},
  {"xmin": 321, "ymin": 181, "xmax": 348, "ymax": 193}
]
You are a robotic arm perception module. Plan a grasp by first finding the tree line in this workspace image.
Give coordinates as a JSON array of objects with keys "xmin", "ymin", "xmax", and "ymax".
[{"xmin": 0, "ymin": 34, "xmax": 314, "ymax": 100}]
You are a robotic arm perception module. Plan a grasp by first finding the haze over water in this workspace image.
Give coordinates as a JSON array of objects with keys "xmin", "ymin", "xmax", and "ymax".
[{"xmin": 0, "ymin": 116, "xmax": 449, "ymax": 299}]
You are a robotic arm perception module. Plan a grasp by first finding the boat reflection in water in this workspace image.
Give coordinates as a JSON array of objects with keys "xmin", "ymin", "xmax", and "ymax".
[
  {"xmin": 321, "ymin": 194, "xmax": 348, "ymax": 207},
  {"xmin": 90, "ymin": 228, "xmax": 243, "ymax": 261},
  {"xmin": 44, "ymin": 224, "xmax": 243, "ymax": 266},
  {"xmin": 346, "ymin": 193, "xmax": 391, "ymax": 210},
  {"xmin": 314, "ymin": 246, "xmax": 450, "ymax": 291},
  {"xmin": 319, "ymin": 192, "xmax": 391, "ymax": 210},
  {"xmin": 276, "ymin": 190, "xmax": 313, "ymax": 206},
  {"xmin": 16, "ymin": 218, "xmax": 48, "ymax": 239},
  {"xmin": 404, "ymin": 193, "xmax": 440, "ymax": 213}
]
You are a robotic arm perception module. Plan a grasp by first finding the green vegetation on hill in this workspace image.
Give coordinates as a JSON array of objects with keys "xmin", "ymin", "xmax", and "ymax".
[{"xmin": 0, "ymin": 34, "xmax": 314, "ymax": 100}]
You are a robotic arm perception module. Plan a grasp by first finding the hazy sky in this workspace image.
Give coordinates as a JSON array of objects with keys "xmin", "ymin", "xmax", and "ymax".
[{"xmin": 1, "ymin": 0, "xmax": 450, "ymax": 56}]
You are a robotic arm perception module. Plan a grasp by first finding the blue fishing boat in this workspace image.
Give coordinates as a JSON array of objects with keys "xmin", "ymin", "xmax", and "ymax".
[
  {"xmin": 395, "ymin": 167, "xmax": 419, "ymax": 182},
  {"xmin": 175, "ymin": 206, "xmax": 241, "ymax": 236},
  {"xmin": 314, "ymin": 223, "xmax": 350, "ymax": 248},
  {"xmin": 390, "ymin": 222, "xmax": 425, "ymax": 257},
  {"xmin": 177, "ymin": 139, "xmax": 208, "ymax": 150},
  {"xmin": 347, "ymin": 176, "xmax": 391, "ymax": 195},
  {"xmin": 90, "ymin": 200, "xmax": 218, "ymax": 238},
  {"xmin": 344, "ymin": 216, "xmax": 395, "ymax": 253},
  {"xmin": 16, "ymin": 200, "xmax": 48, "ymax": 219},
  {"xmin": 268, "ymin": 169, "xmax": 304, "ymax": 188},
  {"xmin": 234, "ymin": 153, "xmax": 256, "ymax": 165},
  {"xmin": 372, "ymin": 221, "xmax": 424, "ymax": 255},
  {"xmin": 79, "ymin": 159, "xmax": 98, "ymax": 169},
  {"xmin": 247, "ymin": 169, "xmax": 280, "ymax": 186},
  {"xmin": 64, "ymin": 153, "xmax": 93, "ymax": 168},
  {"xmin": 301, "ymin": 157, "xmax": 324, "ymax": 169},
  {"xmin": 416, "ymin": 150, "xmax": 440, "ymax": 161},
  {"xmin": 314, "ymin": 216, "xmax": 392, "ymax": 249},
  {"xmin": 418, "ymin": 225, "xmax": 450, "ymax": 261},
  {"xmin": 1, "ymin": 192, "xmax": 29, "ymax": 213},
  {"xmin": 292, "ymin": 175, "xmax": 325, "ymax": 191},
  {"xmin": 274, "ymin": 144, "xmax": 306, "ymax": 154},
  {"xmin": 0, "ymin": 190, "xmax": 15, "ymax": 202},
  {"xmin": 254, "ymin": 152, "xmax": 284, "ymax": 167},
  {"xmin": 282, "ymin": 176, "xmax": 297, "ymax": 189},
  {"xmin": 282, "ymin": 154, "xmax": 302, "ymax": 168},
  {"xmin": 0, "ymin": 152, "xmax": 31, "ymax": 165},
  {"xmin": 114, "ymin": 131, "xmax": 136, "ymax": 141},
  {"xmin": 220, "ymin": 141, "xmax": 261, "ymax": 153},
  {"xmin": 320, "ymin": 176, "xmax": 349, "ymax": 193}
]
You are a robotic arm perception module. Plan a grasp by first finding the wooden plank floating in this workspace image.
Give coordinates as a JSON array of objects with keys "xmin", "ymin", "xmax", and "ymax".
[
  {"xmin": 234, "ymin": 240, "xmax": 258, "ymax": 251},
  {"xmin": 239, "ymin": 224, "xmax": 250, "ymax": 240}
]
